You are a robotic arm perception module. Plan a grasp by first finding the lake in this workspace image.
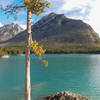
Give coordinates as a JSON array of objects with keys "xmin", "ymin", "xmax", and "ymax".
[{"xmin": 0, "ymin": 54, "xmax": 100, "ymax": 100}]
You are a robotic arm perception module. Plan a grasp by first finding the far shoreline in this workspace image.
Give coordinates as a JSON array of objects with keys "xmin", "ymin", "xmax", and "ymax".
[
  {"xmin": 1, "ymin": 52, "xmax": 100, "ymax": 57},
  {"xmin": 46, "ymin": 51, "xmax": 100, "ymax": 54}
]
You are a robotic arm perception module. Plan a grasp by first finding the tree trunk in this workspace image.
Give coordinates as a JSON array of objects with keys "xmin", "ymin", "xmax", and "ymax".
[{"xmin": 25, "ymin": 9, "xmax": 31, "ymax": 100}]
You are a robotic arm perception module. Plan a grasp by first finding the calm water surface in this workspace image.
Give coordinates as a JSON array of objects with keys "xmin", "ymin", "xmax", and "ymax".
[{"xmin": 0, "ymin": 54, "xmax": 100, "ymax": 100}]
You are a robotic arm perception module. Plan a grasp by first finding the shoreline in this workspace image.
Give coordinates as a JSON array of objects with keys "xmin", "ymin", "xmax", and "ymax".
[
  {"xmin": 1, "ymin": 52, "xmax": 100, "ymax": 57},
  {"xmin": 46, "ymin": 51, "xmax": 100, "ymax": 54}
]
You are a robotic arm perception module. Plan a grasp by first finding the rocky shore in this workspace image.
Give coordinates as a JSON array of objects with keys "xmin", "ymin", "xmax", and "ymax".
[{"xmin": 39, "ymin": 91, "xmax": 88, "ymax": 100}]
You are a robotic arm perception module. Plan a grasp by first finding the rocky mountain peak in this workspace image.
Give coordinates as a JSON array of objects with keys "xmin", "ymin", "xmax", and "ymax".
[
  {"xmin": 0, "ymin": 23, "xmax": 23, "ymax": 41},
  {"xmin": 46, "ymin": 12, "xmax": 66, "ymax": 19},
  {"xmin": 31, "ymin": 12, "xmax": 100, "ymax": 43},
  {"xmin": 47, "ymin": 12, "xmax": 56, "ymax": 17}
]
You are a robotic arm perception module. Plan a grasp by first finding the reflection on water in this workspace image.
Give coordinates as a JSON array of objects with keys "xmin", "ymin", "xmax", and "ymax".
[
  {"xmin": 0, "ymin": 82, "xmax": 46, "ymax": 100},
  {"xmin": 0, "ymin": 54, "xmax": 100, "ymax": 100}
]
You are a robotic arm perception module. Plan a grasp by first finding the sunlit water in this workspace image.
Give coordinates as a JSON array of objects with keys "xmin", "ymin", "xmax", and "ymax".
[{"xmin": 0, "ymin": 54, "xmax": 100, "ymax": 100}]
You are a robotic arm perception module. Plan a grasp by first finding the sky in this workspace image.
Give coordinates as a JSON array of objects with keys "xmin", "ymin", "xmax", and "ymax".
[{"xmin": 0, "ymin": 0, "xmax": 100, "ymax": 35}]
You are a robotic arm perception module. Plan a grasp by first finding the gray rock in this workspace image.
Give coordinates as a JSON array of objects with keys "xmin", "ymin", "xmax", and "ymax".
[
  {"xmin": 0, "ymin": 23, "xmax": 23, "ymax": 41},
  {"xmin": 39, "ymin": 91, "xmax": 88, "ymax": 100}
]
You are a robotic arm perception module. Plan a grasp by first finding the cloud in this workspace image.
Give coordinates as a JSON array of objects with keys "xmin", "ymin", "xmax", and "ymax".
[
  {"xmin": 49, "ymin": 0, "xmax": 92, "ymax": 14},
  {"xmin": 86, "ymin": 0, "xmax": 100, "ymax": 34},
  {"xmin": 14, "ymin": 20, "xmax": 26, "ymax": 30},
  {"xmin": 60, "ymin": 0, "xmax": 92, "ymax": 12},
  {"xmin": 0, "ymin": 0, "xmax": 14, "ymax": 8},
  {"xmin": 0, "ymin": 22, "xmax": 3, "ymax": 27},
  {"xmin": 48, "ymin": 0, "xmax": 93, "ymax": 21},
  {"xmin": 19, "ymin": 24, "xmax": 26, "ymax": 30}
]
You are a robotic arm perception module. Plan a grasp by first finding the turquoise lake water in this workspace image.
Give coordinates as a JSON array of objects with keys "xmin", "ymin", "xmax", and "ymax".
[{"xmin": 0, "ymin": 54, "xmax": 100, "ymax": 100}]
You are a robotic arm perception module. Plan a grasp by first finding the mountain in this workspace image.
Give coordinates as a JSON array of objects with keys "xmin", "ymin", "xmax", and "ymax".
[
  {"xmin": 0, "ymin": 23, "xmax": 23, "ymax": 41},
  {"xmin": 1, "ymin": 13, "xmax": 100, "ymax": 44}
]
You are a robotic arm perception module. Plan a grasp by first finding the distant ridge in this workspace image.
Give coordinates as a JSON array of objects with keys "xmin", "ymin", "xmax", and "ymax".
[
  {"xmin": 0, "ymin": 23, "xmax": 23, "ymax": 41},
  {"xmin": 1, "ymin": 12, "xmax": 100, "ymax": 44}
]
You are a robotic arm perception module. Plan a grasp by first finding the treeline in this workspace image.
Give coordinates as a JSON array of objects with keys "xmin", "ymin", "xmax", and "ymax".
[
  {"xmin": 46, "ymin": 46, "xmax": 100, "ymax": 54},
  {"xmin": 43, "ymin": 42, "xmax": 100, "ymax": 54},
  {"xmin": 1, "ymin": 42, "xmax": 100, "ymax": 55},
  {"xmin": 0, "ymin": 42, "xmax": 25, "ymax": 55},
  {"xmin": 0, "ymin": 47, "xmax": 25, "ymax": 55}
]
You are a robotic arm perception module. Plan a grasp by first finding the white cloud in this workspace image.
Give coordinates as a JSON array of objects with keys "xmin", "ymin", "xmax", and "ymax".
[
  {"xmin": 49, "ymin": 0, "xmax": 93, "ymax": 14},
  {"xmin": 14, "ymin": 20, "xmax": 26, "ymax": 30},
  {"xmin": 0, "ymin": 22, "xmax": 3, "ymax": 27},
  {"xmin": 86, "ymin": 0, "xmax": 100, "ymax": 34},
  {"xmin": 60, "ymin": 0, "xmax": 92, "ymax": 12},
  {"xmin": 0, "ymin": 0, "xmax": 14, "ymax": 8},
  {"xmin": 19, "ymin": 24, "xmax": 26, "ymax": 30}
]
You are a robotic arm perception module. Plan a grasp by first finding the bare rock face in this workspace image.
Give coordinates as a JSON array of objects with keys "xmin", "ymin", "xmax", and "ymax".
[
  {"xmin": 0, "ymin": 23, "xmax": 23, "ymax": 41},
  {"xmin": 39, "ymin": 91, "xmax": 88, "ymax": 100},
  {"xmin": 31, "ymin": 12, "xmax": 99, "ymax": 43}
]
